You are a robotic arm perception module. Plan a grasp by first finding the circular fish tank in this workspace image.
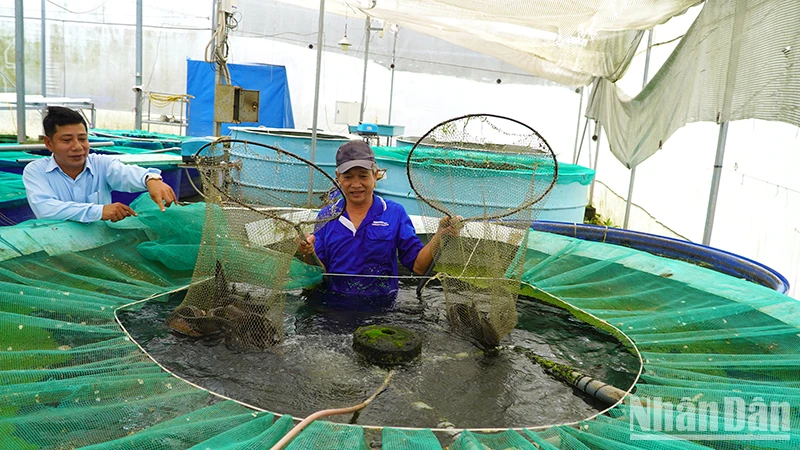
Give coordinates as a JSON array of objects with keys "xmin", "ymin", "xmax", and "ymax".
[
  {"xmin": 228, "ymin": 126, "xmax": 351, "ymax": 176},
  {"xmin": 120, "ymin": 277, "xmax": 640, "ymax": 430}
]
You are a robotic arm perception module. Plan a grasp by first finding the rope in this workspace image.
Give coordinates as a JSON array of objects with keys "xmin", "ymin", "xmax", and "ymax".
[
  {"xmin": 184, "ymin": 168, "xmax": 208, "ymax": 200},
  {"xmin": 147, "ymin": 92, "xmax": 193, "ymax": 108}
]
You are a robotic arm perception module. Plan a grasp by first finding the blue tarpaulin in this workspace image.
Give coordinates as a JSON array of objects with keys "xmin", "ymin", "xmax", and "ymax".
[{"xmin": 186, "ymin": 59, "xmax": 295, "ymax": 136}]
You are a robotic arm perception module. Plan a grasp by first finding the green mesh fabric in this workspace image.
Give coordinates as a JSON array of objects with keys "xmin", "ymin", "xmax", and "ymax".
[
  {"xmin": 0, "ymin": 171, "xmax": 27, "ymax": 207},
  {"xmin": 90, "ymin": 128, "xmax": 187, "ymax": 150},
  {"xmin": 381, "ymin": 428, "xmax": 441, "ymax": 449},
  {"xmin": 0, "ymin": 195, "xmax": 799, "ymax": 449},
  {"xmin": 285, "ymin": 421, "xmax": 369, "ymax": 450},
  {"xmin": 372, "ymin": 145, "xmax": 594, "ymax": 186},
  {"xmin": 450, "ymin": 430, "xmax": 538, "ymax": 449}
]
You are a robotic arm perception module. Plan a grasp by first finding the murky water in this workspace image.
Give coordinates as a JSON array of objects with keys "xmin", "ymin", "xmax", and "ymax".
[{"xmin": 120, "ymin": 280, "xmax": 638, "ymax": 429}]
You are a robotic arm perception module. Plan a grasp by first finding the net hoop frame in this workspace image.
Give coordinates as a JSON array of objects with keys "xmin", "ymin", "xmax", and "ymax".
[
  {"xmin": 405, "ymin": 113, "xmax": 558, "ymax": 222},
  {"xmin": 192, "ymin": 138, "xmax": 347, "ymax": 231}
]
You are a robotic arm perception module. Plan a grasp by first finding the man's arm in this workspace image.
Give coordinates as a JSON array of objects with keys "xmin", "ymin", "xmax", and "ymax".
[
  {"xmin": 23, "ymin": 163, "xmax": 104, "ymax": 222},
  {"xmin": 105, "ymin": 158, "xmax": 176, "ymax": 211},
  {"xmin": 297, "ymin": 233, "xmax": 326, "ymax": 271},
  {"xmin": 411, "ymin": 216, "xmax": 461, "ymax": 274},
  {"xmin": 146, "ymin": 177, "xmax": 177, "ymax": 212}
]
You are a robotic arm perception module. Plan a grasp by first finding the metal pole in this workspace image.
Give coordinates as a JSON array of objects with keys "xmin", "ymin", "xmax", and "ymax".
[
  {"xmin": 211, "ymin": 0, "xmax": 218, "ymax": 31},
  {"xmin": 212, "ymin": 2, "xmax": 223, "ymax": 137},
  {"xmin": 14, "ymin": 0, "xmax": 26, "ymax": 143},
  {"xmin": 308, "ymin": 0, "xmax": 325, "ymax": 203},
  {"xmin": 623, "ymin": 167, "xmax": 636, "ymax": 228},
  {"xmin": 642, "ymin": 29, "xmax": 653, "ymax": 88},
  {"xmin": 40, "ymin": 0, "xmax": 46, "ymax": 97},
  {"xmin": 588, "ymin": 120, "xmax": 601, "ymax": 205},
  {"xmin": 571, "ymin": 87, "xmax": 583, "ymax": 165},
  {"xmin": 573, "ymin": 117, "xmax": 589, "ymax": 165},
  {"xmin": 702, "ymin": 122, "xmax": 728, "ymax": 245},
  {"xmin": 387, "ymin": 29, "xmax": 397, "ymax": 125},
  {"xmin": 134, "ymin": 0, "xmax": 143, "ymax": 130},
  {"xmin": 623, "ymin": 29, "xmax": 653, "ymax": 228},
  {"xmin": 359, "ymin": 17, "xmax": 370, "ymax": 123}
]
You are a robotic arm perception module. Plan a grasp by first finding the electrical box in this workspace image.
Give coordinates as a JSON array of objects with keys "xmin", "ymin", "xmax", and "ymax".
[
  {"xmin": 214, "ymin": 85, "xmax": 259, "ymax": 124},
  {"xmin": 335, "ymin": 101, "xmax": 361, "ymax": 125}
]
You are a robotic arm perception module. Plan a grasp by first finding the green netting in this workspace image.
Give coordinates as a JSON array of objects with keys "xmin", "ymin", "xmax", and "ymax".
[
  {"xmin": 0, "ymin": 172, "xmax": 26, "ymax": 207},
  {"xmin": 90, "ymin": 128, "xmax": 188, "ymax": 150},
  {"xmin": 372, "ymin": 145, "xmax": 594, "ymax": 186},
  {"xmin": 0, "ymin": 194, "xmax": 799, "ymax": 449}
]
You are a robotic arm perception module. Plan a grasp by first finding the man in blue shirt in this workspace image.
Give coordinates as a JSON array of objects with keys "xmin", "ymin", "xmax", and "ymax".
[
  {"xmin": 297, "ymin": 140, "xmax": 455, "ymax": 304},
  {"xmin": 22, "ymin": 106, "xmax": 177, "ymax": 223}
]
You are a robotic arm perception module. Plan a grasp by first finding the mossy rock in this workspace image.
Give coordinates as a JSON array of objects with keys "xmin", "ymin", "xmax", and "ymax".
[{"xmin": 353, "ymin": 325, "xmax": 422, "ymax": 366}]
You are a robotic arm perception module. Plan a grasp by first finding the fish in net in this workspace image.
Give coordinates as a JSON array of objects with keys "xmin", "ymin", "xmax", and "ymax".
[
  {"xmin": 166, "ymin": 138, "xmax": 344, "ymax": 350},
  {"xmin": 407, "ymin": 114, "xmax": 557, "ymax": 349}
]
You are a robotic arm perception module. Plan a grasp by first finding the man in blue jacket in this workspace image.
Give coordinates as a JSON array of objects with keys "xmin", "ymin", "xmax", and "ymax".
[
  {"xmin": 297, "ymin": 140, "xmax": 455, "ymax": 305},
  {"xmin": 23, "ymin": 106, "xmax": 177, "ymax": 223}
]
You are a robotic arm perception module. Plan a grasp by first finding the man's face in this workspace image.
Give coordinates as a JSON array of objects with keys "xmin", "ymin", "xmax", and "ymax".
[
  {"xmin": 44, "ymin": 123, "xmax": 89, "ymax": 175},
  {"xmin": 336, "ymin": 166, "xmax": 377, "ymax": 207}
]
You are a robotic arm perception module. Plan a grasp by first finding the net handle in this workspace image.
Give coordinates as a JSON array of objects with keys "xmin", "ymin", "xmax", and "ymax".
[{"xmin": 405, "ymin": 113, "xmax": 558, "ymax": 222}]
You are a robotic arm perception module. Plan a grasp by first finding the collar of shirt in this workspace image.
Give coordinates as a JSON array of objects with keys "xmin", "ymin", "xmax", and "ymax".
[
  {"xmin": 44, "ymin": 154, "xmax": 94, "ymax": 179},
  {"xmin": 338, "ymin": 194, "xmax": 387, "ymax": 235}
]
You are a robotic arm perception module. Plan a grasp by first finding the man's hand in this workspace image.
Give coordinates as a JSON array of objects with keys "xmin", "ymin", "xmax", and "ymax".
[
  {"xmin": 102, "ymin": 203, "xmax": 137, "ymax": 222},
  {"xmin": 146, "ymin": 179, "xmax": 177, "ymax": 212},
  {"xmin": 296, "ymin": 233, "xmax": 316, "ymax": 256},
  {"xmin": 437, "ymin": 215, "xmax": 463, "ymax": 237}
]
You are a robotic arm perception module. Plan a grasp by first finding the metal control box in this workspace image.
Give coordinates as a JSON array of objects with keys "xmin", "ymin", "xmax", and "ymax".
[{"xmin": 214, "ymin": 85, "xmax": 259, "ymax": 124}]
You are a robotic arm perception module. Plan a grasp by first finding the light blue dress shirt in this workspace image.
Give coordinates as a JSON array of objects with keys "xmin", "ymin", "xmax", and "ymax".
[{"xmin": 22, "ymin": 154, "xmax": 161, "ymax": 223}]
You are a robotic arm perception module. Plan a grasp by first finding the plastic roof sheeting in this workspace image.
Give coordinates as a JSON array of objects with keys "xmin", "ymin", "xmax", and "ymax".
[
  {"xmin": 273, "ymin": 0, "xmax": 701, "ymax": 86},
  {"xmin": 587, "ymin": 0, "xmax": 800, "ymax": 168}
]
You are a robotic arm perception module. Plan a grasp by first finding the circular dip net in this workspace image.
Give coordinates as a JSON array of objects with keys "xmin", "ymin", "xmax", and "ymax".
[
  {"xmin": 407, "ymin": 114, "xmax": 557, "ymax": 349},
  {"xmin": 166, "ymin": 139, "xmax": 344, "ymax": 350}
]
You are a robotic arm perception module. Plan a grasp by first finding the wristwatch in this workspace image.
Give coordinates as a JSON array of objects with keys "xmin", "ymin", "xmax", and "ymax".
[{"xmin": 145, "ymin": 174, "xmax": 163, "ymax": 184}]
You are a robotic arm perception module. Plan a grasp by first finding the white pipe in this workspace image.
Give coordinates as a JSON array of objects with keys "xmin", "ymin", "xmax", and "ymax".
[
  {"xmin": 0, "ymin": 141, "xmax": 115, "ymax": 151},
  {"xmin": 702, "ymin": 122, "xmax": 728, "ymax": 245}
]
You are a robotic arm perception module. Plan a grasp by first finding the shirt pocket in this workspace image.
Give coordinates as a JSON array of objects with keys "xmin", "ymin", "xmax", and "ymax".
[
  {"xmin": 365, "ymin": 224, "xmax": 393, "ymax": 241},
  {"xmin": 87, "ymin": 190, "xmax": 101, "ymax": 204}
]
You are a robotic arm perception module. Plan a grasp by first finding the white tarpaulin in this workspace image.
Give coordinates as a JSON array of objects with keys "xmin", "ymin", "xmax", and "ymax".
[
  {"xmin": 274, "ymin": 0, "xmax": 701, "ymax": 86},
  {"xmin": 587, "ymin": 0, "xmax": 800, "ymax": 168}
]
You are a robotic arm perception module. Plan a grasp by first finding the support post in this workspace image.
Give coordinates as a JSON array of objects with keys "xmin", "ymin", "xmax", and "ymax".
[
  {"xmin": 387, "ymin": 29, "xmax": 397, "ymax": 125},
  {"xmin": 14, "ymin": 0, "xmax": 26, "ymax": 143},
  {"xmin": 588, "ymin": 120, "xmax": 602, "ymax": 205},
  {"xmin": 623, "ymin": 29, "xmax": 653, "ymax": 229},
  {"xmin": 359, "ymin": 17, "xmax": 370, "ymax": 123},
  {"xmin": 573, "ymin": 117, "xmax": 589, "ymax": 165},
  {"xmin": 40, "ymin": 0, "xmax": 46, "ymax": 97},
  {"xmin": 702, "ymin": 122, "xmax": 728, "ymax": 245},
  {"xmin": 623, "ymin": 167, "xmax": 636, "ymax": 228},
  {"xmin": 134, "ymin": 0, "xmax": 143, "ymax": 130},
  {"xmin": 212, "ymin": 1, "xmax": 225, "ymax": 137},
  {"xmin": 308, "ymin": 0, "xmax": 326, "ymax": 202},
  {"xmin": 211, "ymin": 0, "xmax": 218, "ymax": 31},
  {"xmin": 571, "ymin": 87, "xmax": 583, "ymax": 165}
]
